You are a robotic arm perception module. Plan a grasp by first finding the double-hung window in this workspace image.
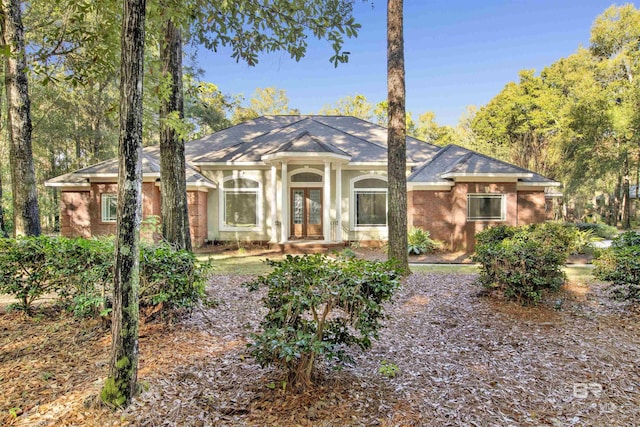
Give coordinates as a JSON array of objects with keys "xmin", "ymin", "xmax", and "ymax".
[
  {"xmin": 353, "ymin": 177, "xmax": 387, "ymax": 227},
  {"xmin": 467, "ymin": 194, "xmax": 506, "ymax": 221},
  {"xmin": 222, "ymin": 178, "xmax": 260, "ymax": 229},
  {"xmin": 101, "ymin": 194, "xmax": 117, "ymax": 222}
]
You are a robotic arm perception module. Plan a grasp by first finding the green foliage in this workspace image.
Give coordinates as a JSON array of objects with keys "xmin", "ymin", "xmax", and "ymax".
[
  {"xmin": 338, "ymin": 247, "xmax": 356, "ymax": 258},
  {"xmin": 473, "ymin": 223, "xmax": 571, "ymax": 305},
  {"xmin": 319, "ymin": 94, "xmax": 373, "ymax": 121},
  {"xmin": 193, "ymin": 0, "xmax": 361, "ymax": 68},
  {"xmin": 139, "ymin": 243, "xmax": 211, "ymax": 310},
  {"xmin": 475, "ymin": 224, "xmax": 518, "ymax": 245},
  {"xmin": 407, "ymin": 227, "xmax": 437, "ymax": 255},
  {"xmin": 245, "ymin": 254, "xmax": 401, "ymax": 390},
  {"xmin": 100, "ymin": 376, "xmax": 127, "ymax": 408},
  {"xmin": 378, "ymin": 360, "xmax": 399, "ymax": 378},
  {"xmin": 0, "ymin": 236, "xmax": 209, "ymax": 317},
  {"xmin": 573, "ymin": 222, "xmax": 618, "ymax": 239},
  {"xmin": 0, "ymin": 236, "xmax": 55, "ymax": 313},
  {"xmin": 594, "ymin": 231, "xmax": 640, "ymax": 303}
]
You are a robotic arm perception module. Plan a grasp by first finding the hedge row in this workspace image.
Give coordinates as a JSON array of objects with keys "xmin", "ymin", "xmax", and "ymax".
[{"xmin": 0, "ymin": 236, "xmax": 210, "ymax": 316}]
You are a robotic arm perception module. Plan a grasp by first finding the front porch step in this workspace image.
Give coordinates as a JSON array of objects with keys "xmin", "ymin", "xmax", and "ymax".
[{"xmin": 276, "ymin": 241, "xmax": 346, "ymax": 254}]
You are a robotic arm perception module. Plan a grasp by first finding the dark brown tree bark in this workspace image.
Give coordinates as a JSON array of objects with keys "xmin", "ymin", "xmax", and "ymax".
[
  {"xmin": 0, "ymin": 173, "xmax": 8, "ymax": 238},
  {"xmin": 101, "ymin": 0, "xmax": 146, "ymax": 408},
  {"xmin": 621, "ymin": 150, "xmax": 631, "ymax": 229},
  {"xmin": 386, "ymin": 0, "xmax": 408, "ymax": 271},
  {"xmin": 160, "ymin": 18, "xmax": 191, "ymax": 250},
  {"xmin": 0, "ymin": 56, "xmax": 7, "ymax": 239},
  {"xmin": 2, "ymin": 0, "xmax": 41, "ymax": 237}
]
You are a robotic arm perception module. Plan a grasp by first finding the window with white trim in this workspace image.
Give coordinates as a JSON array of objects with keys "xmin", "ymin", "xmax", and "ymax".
[
  {"xmin": 467, "ymin": 194, "xmax": 506, "ymax": 221},
  {"xmin": 101, "ymin": 194, "xmax": 117, "ymax": 222},
  {"xmin": 354, "ymin": 178, "xmax": 387, "ymax": 227},
  {"xmin": 222, "ymin": 178, "xmax": 260, "ymax": 229}
]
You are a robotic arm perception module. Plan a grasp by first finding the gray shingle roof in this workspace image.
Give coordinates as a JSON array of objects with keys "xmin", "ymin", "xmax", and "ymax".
[
  {"xmin": 46, "ymin": 115, "xmax": 559, "ymax": 189},
  {"xmin": 188, "ymin": 115, "xmax": 440, "ymax": 164},
  {"xmin": 408, "ymin": 144, "xmax": 558, "ymax": 185},
  {"xmin": 45, "ymin": 146, "xmax": 216, "ymax": 188}
]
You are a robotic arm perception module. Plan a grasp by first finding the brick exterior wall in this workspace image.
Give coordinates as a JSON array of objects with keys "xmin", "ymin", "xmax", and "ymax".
[
  {"xmin": 188, "ymin": 190, "xmax": 208, "ymax": 248},
  {"xmin": 60, "ymin": 183, "xmax": 209, "ymax": 248},
  {"xmin": 409, "ymin": 189, "xmax": 452, "ymax": 244},
  {"xmin": 410, "ymin": 182, "xmax": 547, "ymax": 252},
  {"xmin": 60, "ymin": 191, "xmax": 92, "ymax": 238},
  {"xmin": 517, "ymin": 191, "xmax": 547, "ymax": 224}
]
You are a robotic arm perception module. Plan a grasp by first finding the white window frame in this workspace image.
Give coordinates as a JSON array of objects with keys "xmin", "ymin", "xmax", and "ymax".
[
  {"xmin": 467, "ymin": 193, "xmax": 506, "ymax": 221},
  {"xmin": 101, "ymin": 193, "xmax": 117, "ymax": 223},
  {"xmin": 289, "ymin": 169, "xmax": 324, "ymax": 188},
  {"xmin": 219, "ymin": 176, "xmax": 262, "ymax": 232},
  {"xmin": 350, "ymin": 175, "xmax": 388, "ymax": 230}
]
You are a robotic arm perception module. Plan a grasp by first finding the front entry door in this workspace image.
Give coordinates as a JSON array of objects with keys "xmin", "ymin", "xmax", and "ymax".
[{"xmin": 291, "ymin": 188, "xmax": 323, "ymax": 239}]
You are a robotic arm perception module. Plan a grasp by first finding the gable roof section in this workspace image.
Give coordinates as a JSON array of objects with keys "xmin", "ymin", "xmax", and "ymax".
[
  {"xmin": 44, "ymin": 146, "xmax": 216, "ymax": 189},
  {"xmin": 188, "ymin": 115, "xmax": 440, "ymax": 165},
  {"xmin": 267, "ymin": 130, "xmax": 350, "ymax": 156},
  {"xmin": 409, "ymin": 144, "xmax": 560, "ymax": 186}
]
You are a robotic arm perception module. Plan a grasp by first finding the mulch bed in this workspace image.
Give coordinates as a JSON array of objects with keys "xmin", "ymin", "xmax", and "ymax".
[{"xmin": 1, "ymin": 271, "xmax": 639, "ymax": 426}]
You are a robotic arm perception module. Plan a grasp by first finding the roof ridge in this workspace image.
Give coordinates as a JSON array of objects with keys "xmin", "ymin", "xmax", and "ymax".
[
  {"xmin": 408, "ymin": 144, "xmax": 457, "ymax": 181},
  {"xmin": 447, "ymin": 143, "xmax": 542, "ymax": 176},
  {"xmin": 190, "ymin": 116, "xmax": 311, "ymax": 162},
  {"xmin": 310, "ymin": 116, "xmax": 390, "ymax": 151}
]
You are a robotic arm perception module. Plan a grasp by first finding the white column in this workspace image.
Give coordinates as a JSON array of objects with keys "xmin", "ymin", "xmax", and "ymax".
[
  {"xmin": 280, "ymin": 162, "xmax": 288, "ymax": 243},
  {"xmin": 335, "ymin": 163, "xmax": 342, "ymax": 242},
  {"xmin": 323, "ymin": 161, "xmax": 331, "ymax": 241},
  {"xmin": 270, "ymin": 164, "xmax": 278, "ymax": 243}
]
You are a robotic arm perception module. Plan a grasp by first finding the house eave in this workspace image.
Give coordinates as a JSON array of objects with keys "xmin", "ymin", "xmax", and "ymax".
[
  {"xmin": 408, "ymin": 182, "xmax": 454, "ymax": 191},
  {"xmin": 44, "ymin": 181, "xmax": 90, "ymax": 188},
  {"xmin": 518, "ymin": 181, "xmax": 562, "ymax": 187},
  {"xmin": 261, "ymin": 152, "xmax": 351, "ymax": 164},
  {"xmin": 441, "ymin": 172, "xmax": 533, "ymax": 180},
  {"xmin": 155, "ymin": 181, "xmax": 216, "ymax": 190},
  {"xmin": 192, "ymin": 161, "xmax": 266, "ymax": 167}
]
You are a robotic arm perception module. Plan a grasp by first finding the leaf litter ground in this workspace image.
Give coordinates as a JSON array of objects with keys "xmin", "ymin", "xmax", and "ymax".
[{"xmin": 1, "ymin": 272, "xmax": 639, "ymax": 426}]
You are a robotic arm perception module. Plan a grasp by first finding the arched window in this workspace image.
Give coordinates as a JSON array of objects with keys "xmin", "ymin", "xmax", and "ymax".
[
  {"xmin": 291, "ymin": 172, "xmax": 322, "ymax": 183},
  {"xmin": 221, "ymin": 177, "xmax": 261, "ymax": 229},
  {"xmin": 352, "ymin": 176, "xmax": 387, "ymax": 227}
]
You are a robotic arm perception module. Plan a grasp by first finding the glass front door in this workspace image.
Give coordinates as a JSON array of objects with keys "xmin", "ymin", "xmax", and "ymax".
[{"xmin": 290, "ymin": 188, "xmax": 323, "ymax": 239}]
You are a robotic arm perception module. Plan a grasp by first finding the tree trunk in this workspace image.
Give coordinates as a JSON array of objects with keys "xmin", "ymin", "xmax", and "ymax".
[
  {"xmin": 386, "ymin": 0, "xmax": 408, "ymax": 271},
  {"xmin": 2, "ymin": 0, "xmax": 40, "ymax": 237},
  {"xmin": 101, "ymin": 0, "xmax": 146, "ymax": 409},
  {"xmin": 160, "ymin": 18, "xmax": 191, "ymax": 250},
  {"xmin": 0, "ymin": 172, "xmax": 8, "ymax": 238},
  {"xmin": 621, "ymin": 150, "xmax": 631, "ymax": 229},
  {"xmin": 0, "ymin": 56, "xmax": 7, "ymax": 239}
]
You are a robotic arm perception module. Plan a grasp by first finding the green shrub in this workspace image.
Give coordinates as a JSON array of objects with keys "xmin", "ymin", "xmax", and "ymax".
[
  {"xmin": 473, "ymin": 223, "xmax": 570, "ymax": 305},
  {"xmin": 0, "ymin": 236, "xmax": 56, "ymax": 313},
  {"xmin": 139, "ymin": 243, "xmax": 211, "ymax": 311},
  {"xmin": 593, "ymin": 231, "xmax": 640, "ymax": 303},
  {"xmin": 573, "ymin": 222, "xmax": 618, "ymax": 239},
  {"xmin": 245, "ymin": 254, "xmax": 401, "ymax": 390},
  {"xmin": 0, "ymin": 236, "xmax": 209, "ymax": 317},
  {"xmin": 475, "ymin": 224, "xmax": 517, "ymax": 245},
  {"xmin": 407, "ymin": 227, "xmax": 437, "ymax": 255}
]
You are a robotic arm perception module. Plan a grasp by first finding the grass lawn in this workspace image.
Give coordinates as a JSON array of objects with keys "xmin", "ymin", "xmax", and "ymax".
[
  {"xmin": 202, "ymin": 253, "xmax": 598, "ymax": 284},
  {"xmin": 198, "ymin": 252, "xmax": 281, "ymax": 275}
]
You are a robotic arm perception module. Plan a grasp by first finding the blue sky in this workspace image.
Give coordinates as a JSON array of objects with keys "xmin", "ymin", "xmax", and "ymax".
[{"xmin": 194, "ymin": 1, "xmax": 630, "ymax": 126}]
